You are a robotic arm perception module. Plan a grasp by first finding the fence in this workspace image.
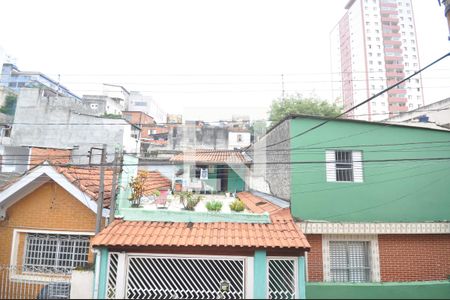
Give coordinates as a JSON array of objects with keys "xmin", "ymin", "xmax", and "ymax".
[{"xmin": 0, "ymin": 265, "xmax": 72, "ymax": 299}]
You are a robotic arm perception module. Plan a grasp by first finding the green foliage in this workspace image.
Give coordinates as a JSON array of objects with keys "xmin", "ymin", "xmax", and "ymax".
[
  {"xmin": 206, "ymin": 200, "xmax": 223, "ymax": 212},
  {"xmin": 0, "ymin": 94, "xmax": 17, "ymax": 116},
  {"xmin": 151, "ymin": 189, "xmax": 161, "ymax": 197},
  {"xmin": 177, "ymin": 192, "xmax": 201, "ymax": 211},
  {"xmin": 269, "ymin": 93, "xmax": 341, "ymax": 124},
  {"xmin": 229, "ymin": 198, "xmax": 245, "ymax": 212},
  {"xmin": 250, "ymin": 120, "xmax": 268, "ymax": 139}
]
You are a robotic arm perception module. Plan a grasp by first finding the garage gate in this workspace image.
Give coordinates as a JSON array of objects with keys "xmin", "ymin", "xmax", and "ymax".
[{"xmin": 107, "ymin": 254, "xmax": 245, "ymax": 299}]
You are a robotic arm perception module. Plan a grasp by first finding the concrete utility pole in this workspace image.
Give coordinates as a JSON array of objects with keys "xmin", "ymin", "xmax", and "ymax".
[
  {"xmin": 95, "ymin": 144, "xmax": 107, "ymax": 234},
  {"xmin": 108, "ymin": 149, "xmax": 122, "ymax": 225}
]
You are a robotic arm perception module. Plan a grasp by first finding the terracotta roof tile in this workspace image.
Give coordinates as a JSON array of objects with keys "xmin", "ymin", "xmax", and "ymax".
[
  {"xmin": 91, "ymin": 192, "xmax": 310, "ymax": 250},
  {"xmin": 54, "ymin": 167, "xmax": 171, "ymax": 209},
  {"xmin": 170, "ymin": 150, "xmax": 251, "ymax": 164}
]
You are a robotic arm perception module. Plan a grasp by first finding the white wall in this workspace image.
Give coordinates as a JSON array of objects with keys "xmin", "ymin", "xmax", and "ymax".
[{"xmin": 228, "ymin": 132, "xmax": 251, "ymax": 150}]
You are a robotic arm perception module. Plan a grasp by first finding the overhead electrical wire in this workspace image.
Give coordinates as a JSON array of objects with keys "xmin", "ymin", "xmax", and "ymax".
[{"xmin": 262, "ymin": 51, "xmax": 450, "ymax": 149}]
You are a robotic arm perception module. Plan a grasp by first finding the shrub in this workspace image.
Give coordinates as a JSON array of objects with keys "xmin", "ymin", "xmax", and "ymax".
[
  {"xmin": 206, "ymin": 200, "xmax": 223, "ymax": 212},
  {"xmin": 178, "ymin": 192, "xmax": 201, "ymax": 211},
  {"xmin": 229, "ymin": 199, "xmax": 245, "ymax": 212}
]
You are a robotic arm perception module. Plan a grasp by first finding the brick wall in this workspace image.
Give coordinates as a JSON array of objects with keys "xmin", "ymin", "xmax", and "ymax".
[
  {"xmin": 0, "ymin": 181, "xmax": 98, "ymax": 265},
  {"xmin": 379, "ymin": 234, "xmax": 450, "ymax": 282},
  {"xmin": 306, "ymin": 234, "xmax": 323, "ymax": 282}
]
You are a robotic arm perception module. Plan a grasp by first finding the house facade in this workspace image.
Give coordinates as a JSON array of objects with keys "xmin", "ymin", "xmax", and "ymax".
[
  {"xmin": 169, "ymin": 149, "xmax": 250, "ymax": 194},
  {"xmin": 251, "ymin": 115, "xmax": 450, "ymax": 299},
  {"xmin": 0, "ymin": 161, "xmax": 171, "ymax": 299},
  {"xmin": 91, "ymin": 156, "xmax": 310, "ymax": 299}
]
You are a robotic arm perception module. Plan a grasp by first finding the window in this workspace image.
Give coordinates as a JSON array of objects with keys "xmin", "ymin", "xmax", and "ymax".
[
  {"xmin": 24, "ymin": 233, "xmax": 90, "ymax": 273},
  {"xmin": 237, "ymin": 134, "xmax": 243, "ymax": 142},
  {"xmin": 329, "ymin": 241, "xmax": 371, "ymax": 283},
  {"xmin": 326, "ymin": 150, "xmax": 363, "ymax": 183}
]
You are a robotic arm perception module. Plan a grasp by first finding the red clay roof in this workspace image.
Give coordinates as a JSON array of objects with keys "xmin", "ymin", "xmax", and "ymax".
[
  {"xmin": 170, "ymin": 150, "xmax": 251, "ymax": 164},
  {"xmin": 30, "ymin": 147, "xmax": 72, "ymax": 166},
  {"xmin": 91, "ymin": 192, "xmax": 310, "ymax": 250},
  {"xmin": 54, "ymin": 167, "xmax": 171, "ymax": 208}
]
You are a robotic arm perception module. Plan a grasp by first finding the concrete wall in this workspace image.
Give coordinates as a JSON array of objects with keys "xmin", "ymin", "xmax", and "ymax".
[
  {"xmin": 70, "ymin": 270, "xmax": 94, "ymax": 299},
  {"xmin": 10, "ymin": 89, "xmax": 140, "ymax": 163},
  {"xmin": 167, "ymin": 125, "xmax": 229, "ymax": 150},
  {"xmin": 228, "ymin": 131, "xmax": 251, "ymax": 150},
  {"xmin": 250, "ymin": 120, "xmax": 291, "ymax": 200}
]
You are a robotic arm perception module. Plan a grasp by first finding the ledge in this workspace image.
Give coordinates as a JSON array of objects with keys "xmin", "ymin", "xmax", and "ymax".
[{"xmin": 118, "ymin": 208, "xmax": 271, "ymax": 223}]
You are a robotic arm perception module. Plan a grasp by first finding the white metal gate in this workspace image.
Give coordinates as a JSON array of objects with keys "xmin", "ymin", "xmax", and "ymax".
[
  {"xmin": 125, "ymin": 255, "xmax": 245, "ymax": 299},
  {"xmin": 267, "ymin": 258, "xmax": 297, "ymax": 299},
  {"xmin": 0, "ymin": 265, "xmax": 71, "ymax": 299}
]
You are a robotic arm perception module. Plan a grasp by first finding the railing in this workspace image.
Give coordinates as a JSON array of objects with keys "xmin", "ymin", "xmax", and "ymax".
[{"xmin": 0, "ymin": 265, "xmax": 72, "ymax": 299}]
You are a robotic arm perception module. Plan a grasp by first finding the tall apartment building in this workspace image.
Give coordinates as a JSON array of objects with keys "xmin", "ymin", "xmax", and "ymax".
[{"xmin": 331, "ymin": 0, "xmax": 424, "ymax": 121}]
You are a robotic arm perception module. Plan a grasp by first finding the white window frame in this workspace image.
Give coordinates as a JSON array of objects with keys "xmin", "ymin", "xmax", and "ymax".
[
  {"xmin": 326, "ymin": 150, "xmax": 363, "ymax": 183},
  {"xmin": 9, "ymin": 229, "xmax": 94, "ymax": 282},
  {"xmin": 322, "ymin": 235, "xmax": 380, "ymax": 283}
]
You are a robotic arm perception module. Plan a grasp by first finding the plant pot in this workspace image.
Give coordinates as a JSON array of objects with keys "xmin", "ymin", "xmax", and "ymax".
[{"xmin": 129, "ymin": 198, "xmax": 141, "ymax": 208}]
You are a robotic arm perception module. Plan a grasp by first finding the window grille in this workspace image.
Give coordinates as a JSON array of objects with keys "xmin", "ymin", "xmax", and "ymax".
[
  {"xmin": 335, "ymin": 151, "xmax": 354, "ymax": 182},
  {"xmin": 329, "ymin": 241, "xmax": 371, "ymax": 283},
  {"xmin": 326, "ymin": 150, "xmax": 363, "ymax": 183},
  {"xmin": 23, "ymin": 233, "xmax": 90, "ymax": 273}
]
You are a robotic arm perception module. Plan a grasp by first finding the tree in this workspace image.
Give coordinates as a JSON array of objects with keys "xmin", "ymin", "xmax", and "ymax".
[
  {"xmin": 0, "ymin": 94, "xmax": 17, "ymax": 116},
  {"xmin": 269, "ymin": 93, "xmax": 341, "ymax": 124}
]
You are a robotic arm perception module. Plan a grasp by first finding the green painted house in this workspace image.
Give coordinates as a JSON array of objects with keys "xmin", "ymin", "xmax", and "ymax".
[
  {"xmin": 170, "ymin": 149, "xmax": 249, "ymax": 193},
  {"xmin": 250, "ymin": 115, "xmax": 450, "ymax": 299}
]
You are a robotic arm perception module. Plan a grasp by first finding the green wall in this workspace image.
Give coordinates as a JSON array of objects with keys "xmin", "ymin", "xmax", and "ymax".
[
  {"xmin": 227, "ymin": 167, "xmax": 246, "ymax": 192},
  {"xmin": 306, "ymin": 281, "xmax": 450, "ymax": 299},
  {"xmin": 289, "ymin": 117, "xmax": 450, "ymax": 222}
]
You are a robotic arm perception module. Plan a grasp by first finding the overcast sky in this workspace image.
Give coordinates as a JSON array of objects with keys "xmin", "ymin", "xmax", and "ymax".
[{"xmin": 1, "ymin": 0, "xmax": 449, "ymax": 121}]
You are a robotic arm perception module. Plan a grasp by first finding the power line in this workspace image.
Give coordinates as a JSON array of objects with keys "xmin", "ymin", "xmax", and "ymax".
[{"xmin": 263, "ymin": 51, "xmax": 450, "ymax": 149}]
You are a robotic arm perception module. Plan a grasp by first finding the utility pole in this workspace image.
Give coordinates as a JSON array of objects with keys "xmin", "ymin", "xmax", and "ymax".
[
  {"xmin": 108, "ymin": 149, "xmax": 122, "ymax": 225},
  {"xmin": 95, "ymin": 144, "xmax": 107, "ymax": 234},
  {"xmin": 281, "ymin": 74, "xmax": 285, "ymax": 100}
]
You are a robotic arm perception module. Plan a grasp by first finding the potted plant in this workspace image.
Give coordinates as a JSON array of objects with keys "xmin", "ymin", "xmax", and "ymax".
[
  {"xmin": 229, "ymin": 198, "xmax": 245, "ymax": 212},
  {"xmin": 128, "ymin": 173, "xmax": 146, "ymax": 207},
  {"xmin": 177, "ymin": 192, "xmax": 201, "ymax": 211},
  {"xmin": 206, "ymin": 200, "xmax": 223, "ymax": 212}
]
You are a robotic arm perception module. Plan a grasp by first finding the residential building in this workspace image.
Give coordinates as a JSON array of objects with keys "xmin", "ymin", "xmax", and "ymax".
[
  {"xmin": 0, "ymin": 63, "xmax": 80, "ymax": 100},
  {"xmin": 167, "ymin": 113, "xmax": 183, "ymax": 124},
  {"xmin": 169, "ymin": 149, "xmax": 251, "ymax": 193},
  {"xmin": 91, "ymin": 155, "xmax": 310, "ymax": 299},
  {"xmin": 10, "ymin": 88, "xmax": 140, "ymax": 163},
  {"xmin": 385, "ymin": 97, "xmax": 450, "ymax": 128},
  {"xmin": 128, "ymin": 91, "xmax": 167, "ymax": 124},
  {"xmin": 83, "ymin": 95, "xmax": 125, "ymax": 116},
  {"xmin": 102, "ymin": 84, "xmax": 130, "ymax": 110},
  {"xmin": 330, "ymin": 0, "xmax": 424, "ymax": 121},
  {"xmin": 0, "ymin": 161, "xmax": 171, "ymax": 299},
  {"xmin": 251, "ymin": 115, "xmax": 450, "ymax": 298},
  {"xmin": 228, "ymin": 128, "xmax": 252, "ymax": 150}
]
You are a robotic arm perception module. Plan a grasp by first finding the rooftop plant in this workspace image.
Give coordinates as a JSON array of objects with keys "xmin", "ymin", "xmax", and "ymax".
[
  {"xmin": 128, "ymin": 173, "xmax": 146, "ymax": 207},
  {"xmin": 178, "ymin": 192, "xmax": 202, "ymax": 211},
  {"xmin": 229, "ymin": 198, "xmax": 245, "ymax": 212},
  {"xmin": 206, "ymin": 200, "xmax": 223, "ymax": 212}
]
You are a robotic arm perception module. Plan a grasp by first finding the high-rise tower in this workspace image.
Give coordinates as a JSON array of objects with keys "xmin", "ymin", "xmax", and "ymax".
[{"xmin": 331, "ymin": 0, "xmax": 424, "ymax": 121}]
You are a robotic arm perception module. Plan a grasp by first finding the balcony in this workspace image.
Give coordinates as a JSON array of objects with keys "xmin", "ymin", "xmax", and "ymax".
[
  {"xmin": 383, "ymin": 32, "xmax": 401, "ymax": 38},
  {"xmin": 388, "ymin": 97, "xmax": 407, "ymax": 103},
  {"xmin": 389, "ymin": 106, "xmax": 408, "ymax": 113},
  {"xmin": 381, "ymin": 17, "xmax": 399, "ymax": 23},
  {"xmin": 389, "ymin": 89, "xmax": 407, "ymax": 95}
]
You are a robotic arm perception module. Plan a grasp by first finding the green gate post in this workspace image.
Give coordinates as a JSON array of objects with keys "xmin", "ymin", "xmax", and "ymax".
[
  {"xmin": 253, "ymin": 250, "xmax": 267, "ymax": 299},
  {"xmin": 298, "ymin": 256, "xmax": 306, "ymax": 299}
]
